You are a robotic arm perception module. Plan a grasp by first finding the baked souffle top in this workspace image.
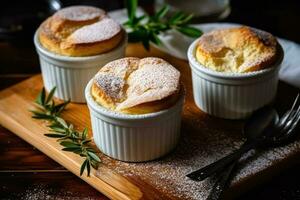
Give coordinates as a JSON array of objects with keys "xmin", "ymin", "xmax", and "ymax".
[
  {"xmin": 91, "ymin": 57, "xmax": 181, "ymax": 114},
  {"xmin": 38, "ymin": 5, "xmax": 124, "ymax": 56},
  {"xmin": 196, "ymin": 26, "xmax": 279, "ymax": 73}
]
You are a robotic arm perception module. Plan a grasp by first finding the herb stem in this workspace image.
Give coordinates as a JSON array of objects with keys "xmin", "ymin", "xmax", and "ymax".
[
  {"xmin": 31, "ymin": 87, "xmax": 101, "ymax": 177},
  {"xmin": 124, "ymin": 0, "xmax": 202, "ymax": 50}
]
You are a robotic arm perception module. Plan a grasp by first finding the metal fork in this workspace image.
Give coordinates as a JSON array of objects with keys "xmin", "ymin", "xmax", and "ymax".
[
  {"xmin": 187, "ymin": 94, "xmax": 300, "ymax": 182},
  {"xmin": 207, "ymin": 93, "xmax": 300, "ymax": 200}
]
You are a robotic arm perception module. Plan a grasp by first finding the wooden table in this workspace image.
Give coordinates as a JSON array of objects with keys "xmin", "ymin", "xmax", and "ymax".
[{"xmin": 0, "ymin": 126, "xmax": 109, "ymax": 200}]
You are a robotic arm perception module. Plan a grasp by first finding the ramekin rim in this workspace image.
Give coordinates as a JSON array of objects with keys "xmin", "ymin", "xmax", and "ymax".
[
  {"xmin": 33, "ymin": 28, "xmax": 127, "ymax": 62},
  {"xmin": 85, "ymin": 79, "xmax": 185, "ymax": 120},
  {"xmin": 187, "ymin": 37, "xmax": 284, "ymax": 79}
]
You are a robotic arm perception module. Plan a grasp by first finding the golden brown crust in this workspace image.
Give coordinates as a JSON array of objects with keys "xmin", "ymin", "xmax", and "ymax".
[
  {"xmin": 38, "ymin": 6, "xmax": 123, "ymax": 56},
  {"xmin": 91, "ymin": 57, "xmax": 181, "ymax": 114},
  {"xmin": 196, "ymin": 26, "xmax": 279, "ymax": 73}
]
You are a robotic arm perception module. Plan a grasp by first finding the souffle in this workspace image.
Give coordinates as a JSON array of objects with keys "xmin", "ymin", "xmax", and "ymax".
[
  {"xmin": 39, "ymin": 5, "xmax": 124, "ymax": 56},
  {"xmin": 91, "ymin": 57, "xmax": 181, "ymax": 114},
  {"xmin": 196, "ymin": 26, "xmax": 279, "ymax": 73}
]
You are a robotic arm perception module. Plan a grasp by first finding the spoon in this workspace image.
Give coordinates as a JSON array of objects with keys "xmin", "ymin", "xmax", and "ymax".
[
  {"xmin": 187, "ymin": 106, "xmax": 279, "ymax": 181},
  {"xmin": 207, "ymin": 99, "xmax": 300, "ymax": 200},
  {"xmin": 188, "ymin": 94, "xmax": 300, "ymax": 182},
  {"xmin": 206, "ymin": 107, "xmax": 279, "ymax": 200}
]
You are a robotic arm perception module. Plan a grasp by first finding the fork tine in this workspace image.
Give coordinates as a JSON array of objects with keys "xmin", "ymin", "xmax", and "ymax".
[
  {"xmin": 292, "ymin": 93, "xmax": 299, "ymax": 108},
  {"xmin": 290, "ymin": 98, "xmax": 300, "ymax": 126},
  {"xmin": 274, "ymin": 96, "xmax": 300, "ymax": 145},
  {"xmin": 280, "ymin": 93, "xmax": 300, "ymax": 133},
  {"xmin": 288, "ymin": 102, "xmax": 300, "ymax": 128},
  {"xmin": 271, "ymin": 94, "xmax": 300, "ymax": 145},
  {"xmin": 280, "ymin": 93, "xmax": 300, "ymax": 126}
]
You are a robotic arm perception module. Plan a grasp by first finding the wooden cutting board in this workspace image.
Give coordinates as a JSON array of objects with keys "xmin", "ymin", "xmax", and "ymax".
[{"xmin": 0, "ymin": 43, "xmax": 299, "ymax": 200}]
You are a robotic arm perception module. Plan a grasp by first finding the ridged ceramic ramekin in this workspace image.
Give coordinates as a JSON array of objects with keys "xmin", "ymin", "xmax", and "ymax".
[
  {"xmin": 85, "ymin": 80, "xmax": 185, "ymax": 162},
  {"xmin": 33, "ymin": 31, "xmax": 127, "ymax": 103},
  {"xmin": 188, "ymin": 38, "xmax": 284, "ymax": 119}
]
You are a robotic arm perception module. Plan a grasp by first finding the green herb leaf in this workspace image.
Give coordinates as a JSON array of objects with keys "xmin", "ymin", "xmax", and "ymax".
[
  {"xmin": 128, "ymin": 29, "xmax": 148, "ymax": 43},
  {"xmin": 68, "ymin": 124, "xmax": 74, "ymax": 133},
  {"xmin": 80, "ymin": 159, "xmax": 88, "ymax": 176},
  {"xmin": 86, "ymin": 148, "xmax": 97, "ymax": 153},
  {"xmin": 124, "ymin": 0, "xmax": 202, "ymax": 51},
  {"xmin": 31, "ymin": 87, "xmax": 103, "ymax": 177},
  {"xmin": 30, "ymin": 110, "xmax": 45, "ymax": 116},
  {"xmin": 154, "ymin": 5, "xmax": 169, "ymax": 20},
  {"xmin": 142, "ymin": 39, "xmax": 150, "ymax": 50},
  {"xmin": 35, "ymin": 88, "xmax": 46, "ymax": 106},
  {"xmin": 149, "ymin": 31, "xmax": 162, "ymax": 45},
  {"xmin": 134, "ymin": 15, "xmax": 146, "ymax": 24},
  {"xmin": 62, "ymin": 147, "xmax": 81, "ymax": 152},
  {"xmin": 91, "ymin": 160, "xmax": 99, "ymax": 169},
  {"xmin": 46, "ymin": 87, "xmax": 56, "ymax": 104},
  {"xmin": 72, "ymin": 149, "xmax": 83, "ymax": 154},
  {"xmin": 169, "ymin": 12, "xmax": 186, "ymax": 24},
  {"xmin": 56, "ymin": 117, "xmax": 68, "ymax": 128},
  {"xmin": 176, "ymin": 26, "xmax": 203, "ymax": 38},
  {"xmin": 32, "ymin": 112, "xmax": 54, "ymax": 120},
  {"xmin": 82, "ymin": 139, "xmax": 92, "ymax": 144},
  {"xmin": 54, "ymin": 100, "xmax": 70, "ymax": 115},
  {"xmin": 86, "ymin": 159, "xmax": 91, "ymax": 176},
  {"xmin": 44, "ymin": 133, "xmax": 66, "ymax": 138},
  {"xmin": 49, "ymin": 126, "xmax": 66, "ymax": 133},
  {"xmin": 126, "ymin": 0, "xmax": 138, "ymax": 22},
  {"xmin": 82, "ymin": 128, "xmax": 88, "ymax": 140},
  {"xmin": 60, "ymin": 141, "xmax": 80, "ymax": 148},
  {"xmin": 88, "ymin": 152, "xmax": 101, "ymax": 162},
  {"xmin": 180, "ymin": 14, "xmax": 194, "ymax": 24}
]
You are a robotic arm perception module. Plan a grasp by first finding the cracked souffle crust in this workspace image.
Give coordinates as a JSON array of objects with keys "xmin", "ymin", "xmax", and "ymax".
[
  {"xmin": 91, "ymin": 57, "xmax": 181, "ymax": 114},
  {"xmin": 195, "ymin": 26, "xmax": 279, "ymax": 73},
  {"xmin": 38, "ymin": 5, "xmax": 124, "ymax": 56}
]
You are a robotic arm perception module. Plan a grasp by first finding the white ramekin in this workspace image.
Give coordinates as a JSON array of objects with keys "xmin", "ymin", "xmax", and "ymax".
[
  {"xmin": 34, "ymin": 31, "xmax": 127, "ymax": 103},
  {"xmin": 85, "ymin": 79, "xmax": 185, "ymax": 162},
  {"xmin": 188, "ymin": 38, "xmax": 284, "ymax": 119}
]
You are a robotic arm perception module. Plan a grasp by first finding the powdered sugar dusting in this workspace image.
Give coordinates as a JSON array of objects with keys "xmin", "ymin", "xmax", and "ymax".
[
  {"xmin": 93, "ymin": 57, "xmax": 180, "ymax": 111},
  {"xmin": 20, "ymin": 183, "xmax": 97, "ymax": 200},
  {"xmin": 250, "ymin": 27, "xmax": 277, "ymax": 46},
  {"xmin": 93, "ymin": 57, "xmax": 139, "ymax": 102},
  {"xmin": 101, "ymin": 57, "xmax": 139, "ymax": 79},
  {"xmin": 118, "ymin": 57, "xmax": 180, "ymax": 110},
  {"xmin": 55, "ymin": 6, "xmax": 105, "ymax": 21},
  {"xmin": 70, "ymin": 18, "xmax": 121, "ymax": 43},
  {"xmin": 97, "ymin": 114, "xmax": 300, "ymax": 200},
  {"xmin": 198, "ymin": 30, "xmax": 224, "ymax": 53},
  {"xmin": 94, "ymin": 74, "xmax": 125, "ymax": 101},
  {"xmin": 197, "ymin": 26, "xmax": 278, "ymax": 73}
]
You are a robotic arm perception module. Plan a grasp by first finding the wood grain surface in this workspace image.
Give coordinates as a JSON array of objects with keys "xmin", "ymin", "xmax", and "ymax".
[
  {"xmin": 0, "ymin": 43, "xmax": 299, "ymax": 200},
  {"xmin": 0, "ymin": 125, "xmax": 109, "ymax": 200}
]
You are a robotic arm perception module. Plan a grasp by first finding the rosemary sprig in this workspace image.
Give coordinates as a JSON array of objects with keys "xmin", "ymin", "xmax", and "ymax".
[
  {"xmin": 124, "ymin": 0, "xmax": 203, "ymax": 50},
  {"xmin": 30, "ymin": 87, "xmax": 101, "ymax": 176}
]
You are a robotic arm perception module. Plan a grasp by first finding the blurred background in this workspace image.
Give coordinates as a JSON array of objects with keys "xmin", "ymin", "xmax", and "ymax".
[{"xmin": 0, "ymin": 0, "xmax": 300, "ymax": 199}]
